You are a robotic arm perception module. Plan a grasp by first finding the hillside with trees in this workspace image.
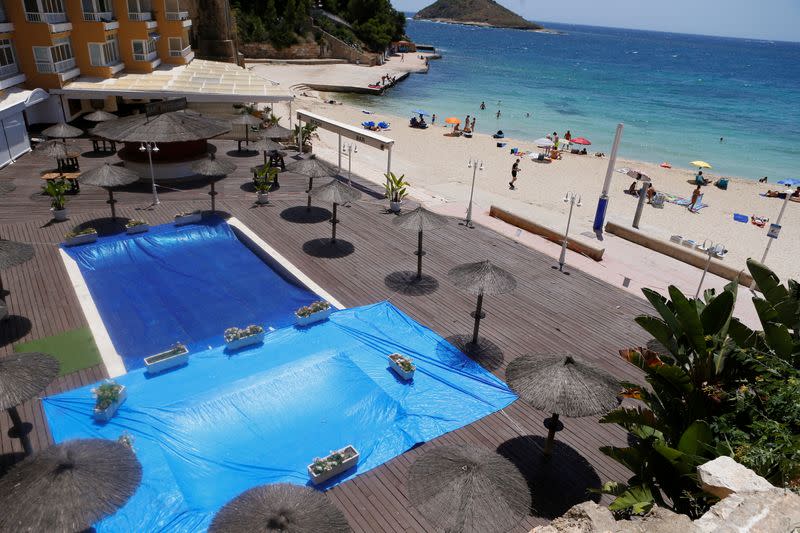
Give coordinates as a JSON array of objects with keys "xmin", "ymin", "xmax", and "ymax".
[
  {"xmin": 232, "ymin": 0, "xmax": 406, "ymax": 51},
  {"xmin": 414, "ymin": 0, "xmax": 541, "ymax": 30}
]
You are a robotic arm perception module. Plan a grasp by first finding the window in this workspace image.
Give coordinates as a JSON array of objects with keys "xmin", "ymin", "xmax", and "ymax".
[
  {"xmin": 33, "ymin": 37, "xmax": 75, "ymax": 73},
  {"xmin": 169, "ymin": 37, "xmax": 185, "ymax": 56},
  {"xmin": 0, "ymin": 39, "xmax": 18, "ymax": 77},
  {"xmin": 132, "ymin": 38, "xmax": 157, "ymax": 61},
  {"xmin": 89, "ymin": 34, "xmax": 120, "ymax": 66},
  {"xmin": 82, "ymin": 0, "xmax": 114, "ymax": 21}
]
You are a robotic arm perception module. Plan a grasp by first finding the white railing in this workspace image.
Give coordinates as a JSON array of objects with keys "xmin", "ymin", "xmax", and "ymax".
[
  {"xmin": 0, "ymin": 63, "xmax": 19, "ymax": 78},
  {"xmin": 133, "ymin": 50, "xmax": 158, "ymax": 62},
  {"xmin": 26, "ymin": 11, "xmax": 68, "ymax": 23},
  {"xmin": 165, "ymin": 10, "xmax": 188, "ymax": 21},
  {"xmin": 169, "ymin": 45, "xmax": 191, "ymax": 57},
  {"xmin": 128, "ymin": 11, "xmax": 151, "ymax": 21},
  {"xmin": 36, "ymin": 58, "xmax": 76, "ymax": 74},
  {"xmin": 83, "ymin": 11, "xmax": 114, "ymax": 22}
]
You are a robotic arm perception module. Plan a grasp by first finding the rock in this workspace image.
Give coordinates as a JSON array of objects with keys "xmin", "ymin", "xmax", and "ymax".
[
  {"xmin": 530, "ymin": 501, "xmax": 616, "ymax": 532},
  {"xmin": 697, "ymin": 456, "xmax": 774, "ymax": 498},
  {"xmin": 694, "ymin": 489, "xmax": 800, "ymax": 533}
]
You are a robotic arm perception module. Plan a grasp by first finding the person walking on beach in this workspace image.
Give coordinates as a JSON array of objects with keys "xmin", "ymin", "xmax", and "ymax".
[
  {"xmin": 431, "ymin": 114, "xmax": 436, "ymax": 125},
  {"xmin": 564, "ymin": 130, "xmax": 572, "ymax": 141},
  {"xmin": 553, "ymin": 131, "xmax": 560, "ymax": 150},
  {"xmin": 471, "ymin": 117, "xmax": 476, "ymax": 131},
  {"xmin": 464, "ymin": 115, "xmax": 470, "ymax": 129},
  {"xmin": 689, "ymin": 185, "xmax": 701, "ymax": 212},
  {"xmin": 400, "ymin": 54, "xmax": 404, "ymax": 62},
  {"xmin": 509, "ymin": 159, "xmax": 521, "ymax": 190}
]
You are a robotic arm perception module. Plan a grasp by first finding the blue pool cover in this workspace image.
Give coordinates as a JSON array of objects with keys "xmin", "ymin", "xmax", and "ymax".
[
  {"xmin": 44, "ymin": 302, "xmax": 517, "ymax": 532},
  {"xmin": 62, "ymin": 217, "xmax": 319, "ymax": 370}
]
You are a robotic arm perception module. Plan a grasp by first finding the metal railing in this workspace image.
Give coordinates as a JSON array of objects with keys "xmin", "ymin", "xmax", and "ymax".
[
  {"xmin": 25, "ymin": 11, "xmax": 68, "ymax": 23},
  {"xmin": 133, "ymin": 50, "xmax": 158, "ymax": 62},
  {"xmin": 169, "ymin": 45, "xmax": 191, "ymax": 57},
  {"xmin": 128, "ymin": 11, "xmax": 152, "ymax": 21},
  {"xmin": 36, "ymin": 58, "xmax": 76, "ymax": 74},
  {"xmin": 0, "ymin": 63, "xmax": 19, "ymax": 78},
  {"xmin": 83, "ymin": 11, "xmax": 114, "ymax": 22},
  {"xmin": 165, "ymin": 10, "xmax": 188, "ymax": 21}
]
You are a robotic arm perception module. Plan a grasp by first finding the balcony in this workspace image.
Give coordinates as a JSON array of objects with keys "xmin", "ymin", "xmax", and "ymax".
[
  {"xmin": 133, "ymin": 50, "xmax": 158, "ymax": 62},
  {"xmin": 169, "ymin": 45, "xmax": 191, "ymax": 57},
  {"xmin": 36, "ymin": 57, "xmax": 76, "ymax": 74},
  {"xmin": 0, "ymin": 63, "xmax": 20, "ymax": 78},
  {"xmin": 165, "ymin": 11, "xmax": 189, "ymax": 21},
  {"xmin": 0, "ymin": 21, "xmax": 14, "ymax": 33},
  {"xmin": 25, "ymin": 11, "xmax": 68, "ymax": 24},
  {"xmin": 128, "ymin": 11, "xmax": 152, "ymax": 21},
  {"xmin": 83, "ymin": 11, "xmax": 114, "ymax": 22}
]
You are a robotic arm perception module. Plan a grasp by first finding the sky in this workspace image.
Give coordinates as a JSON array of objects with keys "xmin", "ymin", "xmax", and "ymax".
[{"xmin": 392, "ymin": 0, "xmax": 800, "ymax": 42}]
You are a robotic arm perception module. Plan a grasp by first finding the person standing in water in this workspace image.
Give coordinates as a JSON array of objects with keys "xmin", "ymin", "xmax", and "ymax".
[
  {"xmin": 480, "ymin": 101, "xmax": 486, "ymax": 110},
  {"xmin": 509, "ymin": 159, "xmax": 521, "ymax": 190},
  {"xmin": 496, "ymin": 109, "xmax": 501, "ymax": 119}
]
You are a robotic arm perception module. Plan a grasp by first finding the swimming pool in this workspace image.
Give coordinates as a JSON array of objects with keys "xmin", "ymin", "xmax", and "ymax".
[{"xmin": 61, "ymin": 217, "xmax": 332, "ymax": 371}]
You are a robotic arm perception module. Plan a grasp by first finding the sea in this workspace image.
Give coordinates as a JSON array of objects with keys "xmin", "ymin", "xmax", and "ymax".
[{"xmin": 342, "ymin": 19, "xmax": 800, "ymax": 181}]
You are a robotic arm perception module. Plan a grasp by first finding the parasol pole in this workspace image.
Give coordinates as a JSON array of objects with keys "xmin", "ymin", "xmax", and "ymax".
[
  {"xmin": 330, "ymin": 202, "xmax": 338, "ymax": 242},
  {"xmin": 593, "ymin": 123, "xmax": 623, "ymax": 232},
  {"xmin": 470, "ymin": 292, "xmax": 485, "ymax": 345},
  {"xmin": 415, "ymin": 229, "xmax": 424, "ymax": 280},
  {"xmin": 107, "ymin": 189, "xmax": 117, "ymax": 220},
  {"xmin": 6, "ymin": 406, "xmax": 33, "ymax": 456}
]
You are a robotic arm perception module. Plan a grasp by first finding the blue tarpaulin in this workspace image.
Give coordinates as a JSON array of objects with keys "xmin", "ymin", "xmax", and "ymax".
[
  {"xmin": 62, "ymin": 218, "xmax": 319, "ymax": 370},
  {"xmin": 43, "ymin": 302, "xmax": 517, "ymax": 532}
]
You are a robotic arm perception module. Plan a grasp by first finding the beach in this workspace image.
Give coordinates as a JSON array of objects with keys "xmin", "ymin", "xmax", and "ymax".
[{"xmin": 248, "ymin": 53, "xmax": 799, "ymax": 283}]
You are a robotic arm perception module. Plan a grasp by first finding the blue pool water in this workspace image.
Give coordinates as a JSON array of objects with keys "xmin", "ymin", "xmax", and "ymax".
[
  {"xmin": 44, "ymin": 302, "xmax": 517, "ymax": 532},
  {"xmin": 62, "ymin": 217, "xmax": 320, "ymax": 371},
  {"xmin": 346, "ymin": 20, "xmax": 800, "ymax": 180}
]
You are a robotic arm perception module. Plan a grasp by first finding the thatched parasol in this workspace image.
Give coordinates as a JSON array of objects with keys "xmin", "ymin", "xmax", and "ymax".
[
  {"xmin": 42, "ymin": 122, "xmax": 82, "ymax": 142},
  {"xmin": 230, "ymin": 113, "xmax": 263, "ymax": 145},
  {"xmin": 91, "ymin": 110, "xmax": 231, "ymax": 143},
  {"xmin": 408, "ymin": 445, "xmax": 531, "ymax": 533},
  {"xmin": 210, "ymin": 483, "xmax": 351, "ymax": 533},
  {"xmin": 447, "ymin": 260, "xmax": 517, "ymax": 345},
  {"xmin": 191, "ymin": 155, "xmax": 236, "ymax": 213},
  {"xmin": 257, "ymin": 138, "xmax": 287, "ymax": 166},
  {"xmin": 0, "ymin": 438, "xmax": 142, "ymax": 531},
  {"xmin": 287, "ymin": 156, "xmax": 337, "ymax": 211},
  {"xmin": 506, "ymin": 354, "xmax": 621, "ymax": 455},
  {"xmin": 78, "ymin": 164, "xmax": 141, "ymax": 220},
  {"xmin": 0, "ymin": 180, "xmax": 15, "ymax": 194},
  {"xmin": 393, "ymin": 206, "xmax": 449, "ymax": 280},
  {"xmin": 34, "ymin": 139, "xmax": 75, "ymax": 164},
  {"xmin": 310, "ymin": 179, "xmax": 362, "ymax": 243},
  {"xmin": 0, "ymin": 352, "xmax": 59, "ymax": 455},
  {"xmin": 0, "ymin": 239, "xmax": 34, "ymax": 297},
  {"xmin": 263, "ymin": 124, "xmax": 292, "ymax": 139},
  {"xmin": 84, "ymin": 110, "xmax": 118, "ymax": 122}
]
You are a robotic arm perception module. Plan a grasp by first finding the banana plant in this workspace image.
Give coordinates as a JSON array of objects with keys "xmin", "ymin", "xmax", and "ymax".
[{"xmin": 383, "ymin": 172, "xmax": 409, "ymax": 202}]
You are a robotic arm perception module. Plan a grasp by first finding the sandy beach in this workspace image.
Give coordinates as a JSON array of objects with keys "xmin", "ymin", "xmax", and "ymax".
[{"xmin": 249, "ymin": 54, "xmax": 799, "ymax": 282}]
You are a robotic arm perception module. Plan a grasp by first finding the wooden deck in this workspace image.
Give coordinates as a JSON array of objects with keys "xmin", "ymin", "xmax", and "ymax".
[{"xmin": 0, "ymin": 139, "xmax": 653, "ymax": 531}]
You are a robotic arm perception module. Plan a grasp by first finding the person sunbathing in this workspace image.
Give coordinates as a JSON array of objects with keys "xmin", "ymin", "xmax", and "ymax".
[{"xmin": 765, "ymin": 190, "xmax": 787, "ymax": 198}]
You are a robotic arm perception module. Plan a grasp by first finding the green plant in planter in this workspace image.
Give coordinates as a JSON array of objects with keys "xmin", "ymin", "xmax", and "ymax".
[
  {"xmin": 383, "ymin": 172, "xmax": 409, "ymax": 203},
  {"xmin": 255, "ymin": 166, "xmax": 277, "ymax": 192},
  {"xmin": 92, "ymin": 380, "xmax": 123, "ymax": 411},
  {"xmin": 293, "ymin": 123, "xmax": 318, "ymax": 149},
  {"xmin": 43, "ymin": 179, "xmax": 69, "ymax": 210}
]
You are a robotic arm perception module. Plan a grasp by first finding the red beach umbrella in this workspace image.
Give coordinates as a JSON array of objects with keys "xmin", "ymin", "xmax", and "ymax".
[{"xmin": 571, "ymin": 137, "xmax": 591, "ymax": 145}]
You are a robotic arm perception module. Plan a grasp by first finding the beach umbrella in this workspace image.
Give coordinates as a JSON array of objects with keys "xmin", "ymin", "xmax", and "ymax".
[
  {"xmin": 42, "ymin": 122, "xmax": 82, "ymax": 142},
  {"xmin": 448, "ymin": 260, "xmax": 516, "ymax": 346},
  {"xmin": 191, "ymin": 155, "xmax": 236, "ymax": 213},
  {"xmin": 0, "ymin": 238, "xmax": 34, "ymax": 298},
  {"xmin": 777, "ymin": 178, "xmax": 800, "ymax": 187},
  {"xmin": 230, "ymin": 113, "xmax": 263, "ymax": 145},
  {"xmin": 84, "ymin": 110, "xmax": 118, "ymax": 122},
  {"xmin": 444, "ymin": 117, "xmax": 460, "ymax": 125},
  {"xmin": 35, "ymin": 139, "xmax": 74, "ymax": 167},
  {"xmin": 534, "ymin": 137, "xmax": 554, "ymax": 147},
  {"xmin": 288, "ymin": 156, "xmax": 338, "ymax": 211},
  {"xmin": 78, "ymin": 163, "xmax": 141, "ymax": 220},
  {"xmin": 691, "ymin": 161, "xmax": 712, "ymax": 169},
  {"xmin": 506, "ymin": 354, "xmax": 620, "ymax": 455},
  {"xmin": 407, "ymin": 445, "xmax": 531, "ymax": 533},
  {"xmin": 258, "ymin": 139, "xmax": 286, "ymax": 165},
  {"xmin": 262, "ymin": 124, "xmax": 293, "ymax": 139},
  {"xmin": 91, "ymin": 110, "xmax": 230, "ymax": 143},
  {"xmin": 571, "ymin": 137, "xmax": 591, "ymax": 145},
  {"xmin": 210, "ymin": 483, "xmax": 350, "ymax": 533},
  {"xmin": 0, "ymin": 352, "xmax": 59, "ymax": 456},
  {"xmin": 411, "ymin": 109, "xmax": 430, "ymax": 116},
  {"xmin": 393, "ymin": 206, "xmax": 448, "ymax": 280},
  {"xmin": 310, "ymin": 179, "xmax": 362, "ymax": 243},
  {"xmin": 0, "ymin": 438, "xmax": 142, "ymax": 531},
  {"xmin": 0, "ymin": 180, "xmax": 15, "ymax": 194}
]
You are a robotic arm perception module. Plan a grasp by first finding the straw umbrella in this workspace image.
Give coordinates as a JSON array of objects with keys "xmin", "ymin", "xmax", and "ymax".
[
  {"xmin": 191, "ymin": 155, "xmax": 236, "ymax": 213},
  {"xmin": 0, "ymin": 180, "xmax": 15, "ymax": 194},
  {"xmin": 447, "ymin": 260, "xmax": 516, "ymax": 346},
  {"xmin": 230, "ymin": 113, "xmax": 263, "ymax": 146},
  {"xmin": 0, "ymin": 239, "xmax": 34, "ymax": 297},
  {"xmin": 0, "ymin": 438, "xmax": 142, "ymax": 531},
  {"xmin": 288, "ymin": 156, "xmax": 337, "ymax": 211},
  {"xmin": 35, "ymin": 139, "xmax": 73, "ymax": 168},
  {"xmin": 310, "ymin": 179, "xmax": 362, "ymax": 243},
  {"xmin": 0, "ymin": 352, "xmax": 59, "ymax": 455},
  {"xmin": 84, "ymin": 110, "xmax": 118, "ymax": 122},
  {"xmin": 262, "ymin": 124, "xmax": 292, "ymax": 140},
  {"xmin": 506, "ymin": 354, "xmax": 620, "ymax": 455},
  {"xmin": 78, "ymin": 163, "xmax": 140, "ymax": 220},
  {"xmin": 393, "ymin": 206, "xmax": 448, "ymax": 280},
  {"xmin": 91, "ymin": 110, "xmax": 231, "ymax": 143},
  {"xmin": 408, "ymin": 445, "xmax": 531, "ymax": 533},
  {"xmin": 210, "ymin": 483, "xmax": 351, "ymax": 533},
  {"xmin": 42, "ymin": 122, "xmax": 83, "ymax": 143},
  {"xmin": 258, "ymin": 138, "xmax": 286, "ymax": 166}
]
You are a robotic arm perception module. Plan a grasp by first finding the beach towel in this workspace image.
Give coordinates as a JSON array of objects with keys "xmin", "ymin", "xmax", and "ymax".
[
  {"xmin": 663, "ymin": 192, "xmax": 709, "ymax": 211},
  {"xmin": 733, "ymin": 213, "xmax": 748, "ymax": 223}
]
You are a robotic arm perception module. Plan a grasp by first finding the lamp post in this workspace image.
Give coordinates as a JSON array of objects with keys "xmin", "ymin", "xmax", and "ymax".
[
  {"xmin": 341, "ymin": 142, "xmax": 358, "ymax": 185},
  {"xmin": 139, "ymin": 141, "xmax": 160, "ymax": 206},
  {"xmin": 558, "ymin": 192, "xmax": 582, "ymax": 272},
  {"xmin": 758, "ymin": 187, "xmax": 792, "ymax": 265},
  {"xmin": 462, "ymin": 158, "xmax": 483, "ymax": 228},
  {"xmin": 696, "ymin": 240, "xmax": 726, "ymax": 298}
]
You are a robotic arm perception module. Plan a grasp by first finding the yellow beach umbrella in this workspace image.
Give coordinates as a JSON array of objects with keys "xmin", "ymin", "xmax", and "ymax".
[
  {"xmin": 691, "ymin": 160, "xmax": 712, "ymax": 169},
  {"xmin": 444, "ymin": 117, "xmax": 461, "ymax": 125}
]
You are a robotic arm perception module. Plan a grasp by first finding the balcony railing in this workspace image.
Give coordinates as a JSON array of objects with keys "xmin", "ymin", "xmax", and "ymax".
[
  {"xmin": 133, "ymin": 50, "xmax": 158, "ymax": 62},
  {"xmin": 83, "ymin": 11, "xmax": 114, "ymax": 22},
  {"xmin": 128, "ymin": 11, "xmax": 152, "ymax": 21},
  {"xmin": 169, "ymin": 45, "xmax": 191, "ymax": 57},
  {"xmin": 0, "ymin": 63, "xmax": 20, "ymax": 78},
  {"xmin": 36, "ymin": 58, "xmax": 76, "ymax": 74},
  {"xmin": 26, "ymin": 11, "xmax": 68, "ymax": 23},
  {"xmin": 165, "ymin": 11, "xmax": 188, "ymax": 21}
]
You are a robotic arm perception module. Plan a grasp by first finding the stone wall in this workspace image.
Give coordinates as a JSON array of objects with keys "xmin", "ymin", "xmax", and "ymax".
[
  {"xmin": 240, "ymin": 31, "xmax": 382, "ymax": 66},
  {"xmin": 532, "ymin": 457, "xmax": 800, "ymax": 533}
]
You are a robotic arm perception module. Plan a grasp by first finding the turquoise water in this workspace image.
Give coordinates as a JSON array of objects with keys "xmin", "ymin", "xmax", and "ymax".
[{"xmin": 345, "ymin": 20, "xmax": 800, "ymax": 180}]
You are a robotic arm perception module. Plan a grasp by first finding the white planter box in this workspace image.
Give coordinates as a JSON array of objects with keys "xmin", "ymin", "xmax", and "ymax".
[
  {"xmin": 389, "ymin": 201, "xmax": 402, "ymax": 212},
  {"xmin": 52, "ymin": 208, "xmax": 68, "ymax": 221},
  {"xmin": 65, "ymin": 233, "xmax": 98, "ymax": 246},
  {"xmin": 144, "ymin": 346, "xmax": 189, "ymax": 375},
  {"xmin": 225, "ymin": 331, "xmax": 265, "ymax": 351},
  {"xmin": 175, "ymin": 212, "xmax": 201, "ymax": 226},
  {"xmin": 388, "ymin": 353, "xmax": 415, "ymax": 380},
  {"xmin": 256, "ymin": 191, "xmax": 270, "ymax": 204},
  {"xmin": 93, "ymin": 385, "xmax": 127, "ymax": 422},
  {"xmin": 126, "ymin": 224, "xmax": 149, "ymax": 235},
  {"xmin": 295, "ymin": 307, "xmax": 332, "ymax": 326},
  {"xmin": 308, "ymin": 445, "xmax": 359, "ymax": 485}
]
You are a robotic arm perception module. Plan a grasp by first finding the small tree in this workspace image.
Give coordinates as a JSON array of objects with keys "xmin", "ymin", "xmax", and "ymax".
[{"xmin": 383, "ymin": 172, "xmax": 409, "ymax": 203}]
